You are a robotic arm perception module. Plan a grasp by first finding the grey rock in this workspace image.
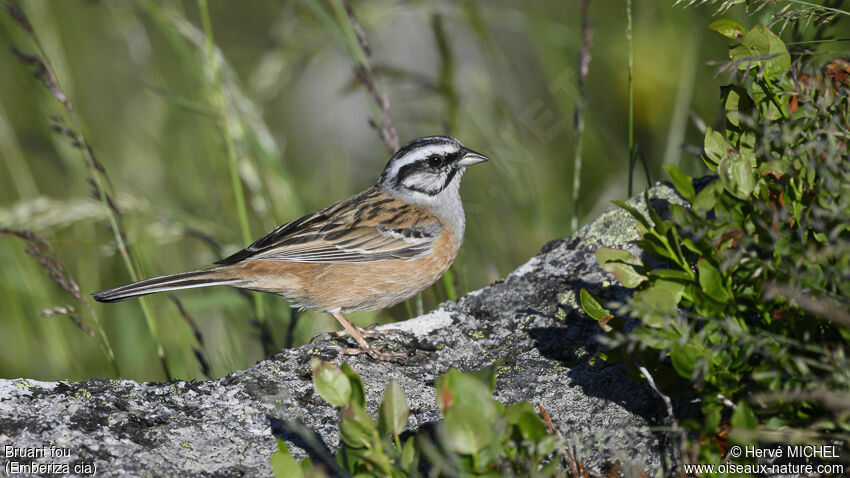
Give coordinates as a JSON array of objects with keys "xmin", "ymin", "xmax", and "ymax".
[{"xmin": 0, "ymin": 184, "xmax": 685, "ymax": 477}]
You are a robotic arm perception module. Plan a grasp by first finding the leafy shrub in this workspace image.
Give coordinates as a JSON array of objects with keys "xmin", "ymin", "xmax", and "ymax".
[
  {"xmin": 269, "ymin": 11, "xmax": 850, "ymax": 478},
  {"xmin": 270, "ymin": 359, "xmax": 560, "ymax": 477},
  {"xmin": 582, "ymin": 19, "xmax": 850, "ymax": 466}
]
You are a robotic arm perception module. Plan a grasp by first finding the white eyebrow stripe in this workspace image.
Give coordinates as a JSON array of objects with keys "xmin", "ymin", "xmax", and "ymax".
[{"xmin": 391, "ymin": 144, "xmax": 458, "ymax": 169}]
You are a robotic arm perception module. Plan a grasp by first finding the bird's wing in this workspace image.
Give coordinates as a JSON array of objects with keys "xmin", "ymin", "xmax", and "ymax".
[{"xmin": 215, "ymin": 187, "xmax": 441, "ymax": 265}]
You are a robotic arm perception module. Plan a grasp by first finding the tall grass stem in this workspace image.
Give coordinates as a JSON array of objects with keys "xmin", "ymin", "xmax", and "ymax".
[
  {"xmin": 197, "ymin": 0, "xmax": 269, "ymax": 344},
  {"xmin": 663, "ymin": 15, "xmax": 699, "ymax": 168},
  {"xmin": 572, "ymin": 0, "xmax": 593, "ymax": 233},
  {"xmin": 626, "ymin": 0, "xmax": 636, "ymax": 197}
]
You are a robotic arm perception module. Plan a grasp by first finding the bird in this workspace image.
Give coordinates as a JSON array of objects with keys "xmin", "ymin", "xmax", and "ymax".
[{"xmin": 93, "ymin": 136, "xmax": 490, "ymax": 361}]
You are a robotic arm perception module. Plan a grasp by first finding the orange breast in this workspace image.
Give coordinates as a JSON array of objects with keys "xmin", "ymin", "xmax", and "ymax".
[{"xmin": 232, "ymin": 230, "xmax": 460, "ymax": 313}]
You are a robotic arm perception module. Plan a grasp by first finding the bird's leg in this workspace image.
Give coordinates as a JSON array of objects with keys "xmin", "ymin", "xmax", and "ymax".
[{"xmin": 327, "ymin": 312, "xmax": 406, "ymax": 361}]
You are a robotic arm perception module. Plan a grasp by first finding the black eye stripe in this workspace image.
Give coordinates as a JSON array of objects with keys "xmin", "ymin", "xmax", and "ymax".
[{"xmin": 395, "ymin": 155, "xmax": 447, "ymax": 187}]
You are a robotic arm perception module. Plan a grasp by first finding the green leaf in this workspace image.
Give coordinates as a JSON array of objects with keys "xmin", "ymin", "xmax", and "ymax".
[
  {"xmin": 663, "ymin": 164, "xmax": 695, "ymax": 201},
  {"xmin": 671, "ymin": 344, "xmax": 702, "ymax": 379},
  {"xmin": 718, "ymin": 151, "xmax": 755, "ymax": 200},
  {"xmin": 299, "ymin": 458, "xmax": 314, "ymax": 474},
  {"xmin": 311, "ymin": 358, "xmax": 351, "ymax": 407},
  {"xmin": 475, "ymin": 439, "xmax": 506, "ymax": 471},
  {"xmin": 693, "ymin": 179, "xmax": 723, "ymax": 215},
  {"xmin": 580, "ymin": 289, "xmax": 611, "ymax": 321},
  {"xmin": 612, "ymin": 200, "xmax": 652, "ymax": 231},
  {"xmin": 752, "ymin": 79, "xmax": 786, "ymax": 121},
  {"xmin": 435, "ymin": 371, "xmax": 454, "ymax": 413},
  {"xmin": 631, "ymin": 285, "xmax": 679, "ymax": 328},
  {"xmin": 740, "ymin": 147, "xmax": 757, "ymax": 170},
  {"xmin": 516, "ymin": 411, "xmax": 548, "ymax": 442},
  {"xmin": 596, "ymin": 247, "xmax": 647, "ymax": 289},
  {"xmin": 697, "ymin": 260, "xmax": 731, "ymax": 303},
  {"xmin": 504, "ymin": 401, "xmax": 537, "ymax": 425},
  {"xmin": 340, "ymin": 404, "xmax": 377, "ymax": 449},
  {"xmin": 645, "ymin": 191, "xmax": 670, "ymax": 236},
  {"xmin": 270, "ymin": 440, "xmax": 303, "ymax": 478},
  {"xmin": 632, "ymin": 239, "xmax": 661, "ymax": 262},
  {"xmin": 471, "ymin": 360, "xmax": 502, "ymax": 394},
  {"xmin": 634, "ymin": 327, "xmax": 681, "ymax": 349},
  {"xmin": 340, "ymin": 363, "xmax": 365, "ymax": 408},
  {"xmin": 655, "ymin": 279, "xmax": 686, "ymax": 304},
  {"xmin": 729, "ymin": 25, "xmax": 790, "ymax": 80},
  {"xmin": 400, "ymin": 436, "xmax": 416, "ymax": 471},
  {"xmin": 669, "ymin": 204, "xmax": 694, "ymax": 226},
  {"xmin": 649, "ymin": 269, "xmax": 693, "ymax": 281},
  {"xmin": 731, "ymin": 401, "xmax": 758, "ymax": 430},
  {"xmin": 436, "ymin": 368, "xmax": 498, "ymax": 421},
  {"xmin": 709, "ymin": 19, "xmax": 747, "ymax": 39},
  {"xmin": 702, "ymin": 154, "xmax": 719, "ymax": 172},
  {"xmin": 721, "ymin": 85, "xmax": 755, "ymax": 127},
  {"xmin": 704, "ymin": 127, "xmax": 732, "ymax": 164},
  {"xmin": 764, "ymin": 417, "xmax": 787, "ymax": 430},
  {"xmin": 681, "ymin": 237, "xmax": 702, "ymax": 256},
  {"xmin": 442, "ymin": 403, "xmax": 493, "ymax": 455},
  {"xmin": 704, "ymin": 404, "xmax": 721, "ymax": 433},
  {"xmin": 359, "ymin": 450, "xmax": 392, "ymax": 475},
  {"xmin": 758, "ymin": 26, "xmax": 790, "ymax": 79},
  {"xmin": 378, "ymin": 380, "xmax": 409, "ymax": 437}
]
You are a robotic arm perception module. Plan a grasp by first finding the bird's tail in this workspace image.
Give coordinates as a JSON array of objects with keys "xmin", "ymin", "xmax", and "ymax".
[{"xmin": 92, "ymin": 268, "xmax": 243, "ymax": 303}]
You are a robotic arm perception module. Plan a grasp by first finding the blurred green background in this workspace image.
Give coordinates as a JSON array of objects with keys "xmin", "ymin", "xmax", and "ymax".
[{"xmin": 0, "ymin": 0, "xmax": 745, "ymax": 381}]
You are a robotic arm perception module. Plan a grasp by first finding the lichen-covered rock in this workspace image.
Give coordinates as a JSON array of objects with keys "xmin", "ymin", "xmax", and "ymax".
[{"xmin": 0, "ymin": 184, "xmax": 684, "ymax": 477}]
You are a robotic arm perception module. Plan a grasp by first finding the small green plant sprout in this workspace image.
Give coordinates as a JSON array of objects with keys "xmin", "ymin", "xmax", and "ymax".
[
  {"xmin": 274, "ymin": 358, "xmax": 417, "ymax": 476},
  {"xmin": 433, "ymin": 367, "xmax": 558, "ymax": 476},
  {"xmin": 270, "ymin": 439, "xmax": 327, "ymax": 478},
  {"xmin": 272, "ymin": 359, "xmax": 562, "ymax": 477}
]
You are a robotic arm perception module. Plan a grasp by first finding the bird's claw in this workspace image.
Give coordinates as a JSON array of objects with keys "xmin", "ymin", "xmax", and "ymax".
[
  {"xmin": 329, "ymin": 343, "xmax": 407, "ymax": 361},
  {"xmin": 311, "ymin": 324, "xmax": 398, "ymax": 343}
]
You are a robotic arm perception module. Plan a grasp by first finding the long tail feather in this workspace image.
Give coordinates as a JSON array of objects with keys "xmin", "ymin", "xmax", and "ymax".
[{"xmin": 92, "ymin": 269, "xmax": 242, "ymax": 303}]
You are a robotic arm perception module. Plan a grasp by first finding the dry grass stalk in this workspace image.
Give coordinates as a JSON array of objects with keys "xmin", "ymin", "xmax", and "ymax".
[
  {"xmin": 536, "ymin": 402, "xmax": 559, "ymax": 436},
  {"xmin": 170, "ymin": 296, "xmax": 211, "ymax": 377},
  {"xmin": 4, "ymin": 0, "xmax": 156, "ymax": 376},
  {"xmin": 6, "ymin": 0, "xmax": 135, "ymax": 276},
  {"xmin": 1, "ymin": 228, "xmax": 114, "ymax": 370},
  {"xmin": 342, "ymin": 0, "xmax": 399, "ymax": 152},
  {"xmin": 40, "ymin": 305, "xmax": 95, "ymax": 338},
  {"xmin": 1, "ymin": 228, "xmax": 82, "ymax": 301}
]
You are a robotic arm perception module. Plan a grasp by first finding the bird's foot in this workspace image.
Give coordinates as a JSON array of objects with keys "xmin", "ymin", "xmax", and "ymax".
[
  {"xmin": 325, "ymin": 312, "xmax": 406, "ymax": 361},
  {"xmin": 336, "ymin": 344, "xmax": 407, "ymax": 361},
  {"xmin": 311, "ymin": 323, "xmax": 398, "ymax": 343}
]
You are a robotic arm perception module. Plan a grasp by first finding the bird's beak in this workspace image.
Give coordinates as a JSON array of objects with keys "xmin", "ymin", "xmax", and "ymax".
[{"xmin": 455, "ymin": 149, "xmax": 490, "ymax": 168}]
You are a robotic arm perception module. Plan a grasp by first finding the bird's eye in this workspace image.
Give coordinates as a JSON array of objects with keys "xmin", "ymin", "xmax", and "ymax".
[{"xmin": 427, "ymin": 154, "xmax": 443, "ymax": 169}]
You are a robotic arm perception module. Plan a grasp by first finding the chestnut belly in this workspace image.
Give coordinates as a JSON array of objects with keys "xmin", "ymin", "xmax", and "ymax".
[{"xmin": 233, "ymin": 235, "xmax": 460, "ymax": 313}]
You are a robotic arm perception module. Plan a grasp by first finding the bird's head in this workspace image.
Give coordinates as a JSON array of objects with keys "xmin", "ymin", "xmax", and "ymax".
[{"xmin": 378, "ymin": 136, "xmax": 489, "ymax": 206}]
